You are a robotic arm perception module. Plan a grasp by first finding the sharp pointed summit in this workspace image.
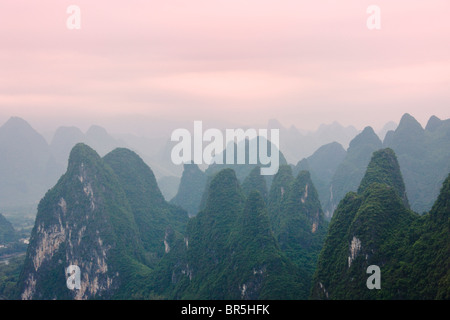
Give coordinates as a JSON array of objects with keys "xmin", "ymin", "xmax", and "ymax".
[{"xmin": 358, "ymin": 148, "xmax": 409, "ymax": 207}]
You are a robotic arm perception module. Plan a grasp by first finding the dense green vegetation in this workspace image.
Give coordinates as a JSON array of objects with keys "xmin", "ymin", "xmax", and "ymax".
[
  {"xmin": 312, "ymin": 184, "xmax": 417, "ymax": 299},
  {"xmin": 0, "ymin": 255, "xmax": 25, "ymax": 300},
  {"xmin": 146, "ymin": 169, "xmax": 310, "ymax": 299},
  {"xmin": 268, "ymin": 168, "xmax": 328, "ymax": 288},
  {"xmin": 267, "ymin": 165, "xmax": 294, "ymax": 229},
  {"xmin": 10, "ymin": 136, "xmax": 449, "ymax": 300},
  {"xmin": 226, "ymin": 190, "xmax": 310, "ymax": 299},
  {"xmin": 279, "ymin": 171, "xmax": 327, "ymax": 274},
  {"xmin": 311, "ymin": 148, "xmax": 449, "ymax": 299},
  {"xmin": 176, "ymin": 168, "xmax": 248, "ymax": 299},
  {"xmin": 358, "ymin": 148, "xmax": 409, "ymax": 207},
  {"xmin": 402, "ymin": 172, "xmax": 450, "ymax": 299},
  {"xmin": 17, "ymin": 144, "xmax": 186, "ymax": 299},
  {"xmin": 0, "ymin": 214, "xmax": 28, "ymax": 271},
  {"xmin": 241, "ymin": 166, "xmax": 268, "ymax": 202},
  {"xmin": 104, "ymin": 148, "xmax": 188, "ymax": 267}
]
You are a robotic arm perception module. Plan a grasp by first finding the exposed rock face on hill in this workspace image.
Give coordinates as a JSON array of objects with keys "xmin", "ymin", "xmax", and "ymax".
[
  {"xmin": 311, "ymin": 148, "xmax": 449, "ymax": 300},
  {"xmin": 18, "ymin": 144, "xmax": 188, "ymax": 300}
]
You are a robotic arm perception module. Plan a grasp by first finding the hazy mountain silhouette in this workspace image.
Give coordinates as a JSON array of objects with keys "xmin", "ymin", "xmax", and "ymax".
[
  {"xmin": 0, "ymin": 117, "xmax": 59, "ymax": 209},
  {"xmin": 377, "ymin": 121, "xmax": 397, "ymax": 141},
  {"xmin": 50, "ymin": 126, "xmax": 85, "ymax": 165},
  {"xmin": 170, "ymin": 163, "xmax": 207, "ymax": 217},
  {"xmin": 324, "ymin": 127, "xmax": 382, "ymax": 218},
  {"xmin": 157, "ymin": 176, "xmax": 181, "ymax": 201},
  {"xmin": 269, "ymin": 119, "xmax": 358, "ymax": 164},
  {"xmin": 383, "ymin": 113, "xmax": 450, "ymax": 213}
]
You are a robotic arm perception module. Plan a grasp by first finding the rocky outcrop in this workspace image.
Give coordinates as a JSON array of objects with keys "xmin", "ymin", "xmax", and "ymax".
[{"xmin": 19, "ymin": 144, "xmax": 144, "ymax": 300}]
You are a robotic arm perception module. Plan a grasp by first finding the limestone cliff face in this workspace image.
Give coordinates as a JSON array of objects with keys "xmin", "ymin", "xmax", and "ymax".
[
  {"xmin": 19, "ymin": 144, "xmax": 143, "ymax": 300},
  {"xmin": 21, "ymin": 193, "xmax": 118, "ymax": 300}
]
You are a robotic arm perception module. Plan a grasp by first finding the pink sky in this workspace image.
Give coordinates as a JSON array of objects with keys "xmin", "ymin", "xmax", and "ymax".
[{"xmin": 0, "ymin": 0, "xmax": 449, "ymax": 131}]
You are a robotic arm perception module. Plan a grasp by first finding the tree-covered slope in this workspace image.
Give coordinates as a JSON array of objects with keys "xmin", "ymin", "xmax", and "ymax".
[
  {"xmin": 149, "ymin": 169, "xmax": 310, "ymax": 300},
  {"xmin": 18, "ymin": 144, "xmax": 150, "ymax": 300},
  {"xmin": 241, "ymin": 166, "xmax": 268, "ymax": 202},
  {"xmin": 311, "ymin": 148, "xmax": 449, "ymax": 299},
  {"xmin": 176, "ymin": 169, "xmax": 247, "ymax": 299},
  {"xmin": 225, "ymin": 190, "xmax": 310, "ymax": 299},
  {"xmin": 275, "ymin": 171, "xmax": 328, "ymax": 281},
  {"xmin": 403, "ymin": 173, "xmax": 450, "ymax": 299},
  {"xmin": 312, "ymin": 183, "xmax": 417, "ymax": 299},
  {"xmin": 358, "ymin": 148, "xmax": 409, "ymax": 207},
  {"xmin": 103, "ymin": 148, "xmax": 188, "ymax": 267},
  {"xmin": 267, "ymin": 165, "xmax": 294, "ymax": 229},
  {"xmin": 267, "ymin": 166, "xmax": 328, "ymax": 290}
]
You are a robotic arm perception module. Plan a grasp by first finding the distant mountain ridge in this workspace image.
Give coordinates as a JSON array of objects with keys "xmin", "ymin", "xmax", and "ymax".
[
  {"xmin": 323, "ymin": 126, "xmax": 383, "ymax": 218},
  {"xmin": 4, "ymin": 114, "xmax": 448, "ymax": 300},
  {"xmin": 1, "ymin": 113, "xmax": 448, "ymax": 222},
  {"xmin": 383, "ymin": 113, "xmax": 450, "ymax": 213},
  {"xmin": 268, "ymin": 119, "xmax": 358, "ymax": 164},
  {"xmin": 296, "ymin": 113, "xmax": 449, "ymax": 219},
  {"xmin": 0, "ymin": 117, "xmax": 59, "ymax": 209}
]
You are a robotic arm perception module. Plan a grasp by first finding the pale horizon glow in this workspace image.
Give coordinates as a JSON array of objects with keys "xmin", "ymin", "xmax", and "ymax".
[{"xmin": 0, "ymin": 1, "xmax": 449, "ymax": 133}]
